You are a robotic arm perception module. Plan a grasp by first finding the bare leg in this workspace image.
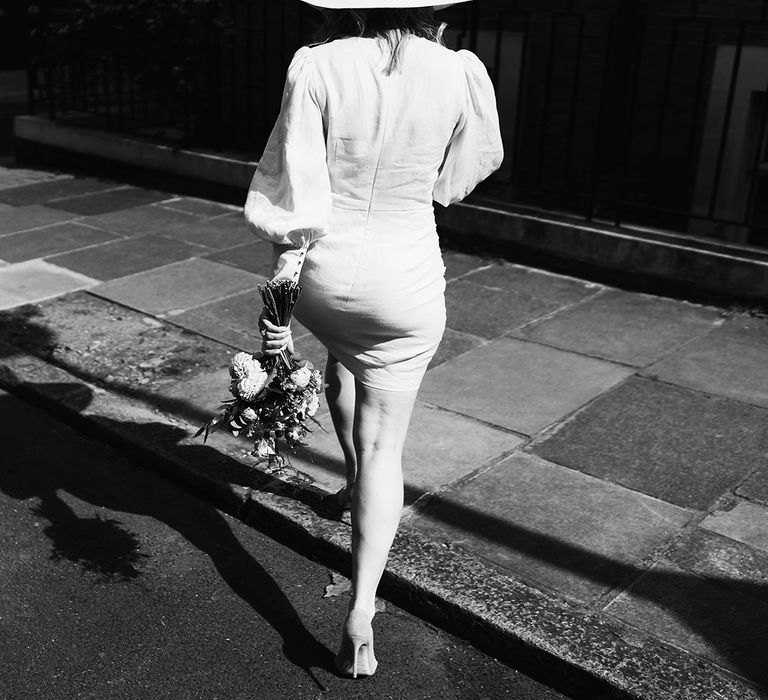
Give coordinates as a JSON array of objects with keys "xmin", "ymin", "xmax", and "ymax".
[
  {"xmin": 349, "ymin": 382, "xmax": 417, "ymax": 616},
  {"xmin": 324, "ymin": 354, "xmax": 357, "ymax": 491}
]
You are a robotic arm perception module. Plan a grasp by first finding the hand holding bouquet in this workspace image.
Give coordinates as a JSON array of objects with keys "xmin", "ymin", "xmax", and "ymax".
[{"xmin": 196, "ymin": 280, "xmax": 324, "ymax": 481}]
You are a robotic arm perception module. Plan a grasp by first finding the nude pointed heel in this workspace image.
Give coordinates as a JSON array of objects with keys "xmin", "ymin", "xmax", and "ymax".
[{"xmin": 335, "ymin": 609, "xmax": 378, "ymax": 678}]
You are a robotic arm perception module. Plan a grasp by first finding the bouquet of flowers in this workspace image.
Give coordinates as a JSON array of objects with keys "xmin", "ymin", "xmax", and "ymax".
[{"xmin": 195, "ymin": 280, "xmax": 324, "ymax": 481}]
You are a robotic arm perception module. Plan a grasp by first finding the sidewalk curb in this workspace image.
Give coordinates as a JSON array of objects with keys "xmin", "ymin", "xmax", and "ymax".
[{"xmin": 1, "ymin": 348, "xmax": 763, "ymax": 700}]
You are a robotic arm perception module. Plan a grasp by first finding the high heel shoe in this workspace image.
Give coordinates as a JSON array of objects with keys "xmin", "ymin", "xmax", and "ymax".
[
  {"xmin": 334, "ymin": 483, "xmax": 354, "ymax": 511},
  {"xmin": 335, "ymin": 609, "xmax": 378, "ymax": 678}
]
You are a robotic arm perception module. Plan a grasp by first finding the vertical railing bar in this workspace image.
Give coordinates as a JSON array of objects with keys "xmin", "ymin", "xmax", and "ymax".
[
  {"xmin": 683, "ymin": 17, "xmax": 711, "ymax": 214},
  {"xmin": 492, "ymin": 9, "xmax": 503, "ymax": 87},
  {"xmin": 215, "ymin": 0, "xmax": 224, "ymax": 150},
  {"xmin": 652, "ymin": 17, "xmax": 679, "ymax": 159},
  {"xmin": 117, "ymin": 56, "xmax": 124, "ymax": 132},
  {"xmin": 561, "ymin": 10, "xmax": 586, "ymax": 204},
  {"xmin": 229, "ymin": 0, "xmax": 239, "ymax": 149},
  {"xmin": 246, "ymin": 0, "xmax": 254, "ymax": 151},
  {"xmin": 468, "ymin": 1, "xmax": 479, "ymax": 53},
  {"xmin": 506, "ymin": 6, "xmax": 529, "ymax": 188},
  {"xmin": 743, "ymin": 85, "xmax": 768, "ymax": 237},
  {"xmin": 535, "ymin": 11, "xmax": 560, "ymax": 188},
  {"xmin": 614, "ymin": 13, "xmax": 647, "ymax": 228},
  {"xmin": 586, "ymin": 13, "xmax": 616, "ymax": 222},
  {"xmin": 260, "ymin": 0, "xmax": 270, "ymax": 150},
  {"xmin": 707, "ymin": 20, "xmax": 747, "ymax": 219}
]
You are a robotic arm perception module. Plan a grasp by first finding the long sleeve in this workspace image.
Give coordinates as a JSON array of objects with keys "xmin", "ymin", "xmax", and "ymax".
[
  {"xmin": 433, "ymin": 51, "xmax": 504, "ymax": 207},
  {"xmin": 244, "ymin": 47, "xmax": 332, "ymax": 249}
]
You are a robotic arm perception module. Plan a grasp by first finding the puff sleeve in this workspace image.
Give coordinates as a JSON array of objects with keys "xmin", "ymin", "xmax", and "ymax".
[
  {"xmin": 433, "ymin": 51, "xmax": 504, "ymax": 207},
  {"xmin": 244, "ymin": 47, "xmax": 332, "ymax": 249}
]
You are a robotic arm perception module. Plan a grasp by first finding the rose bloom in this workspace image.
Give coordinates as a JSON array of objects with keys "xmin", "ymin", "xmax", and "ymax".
[{"xmin": 288, "ymin": 366, "xmax": 312, "ymax": 388}]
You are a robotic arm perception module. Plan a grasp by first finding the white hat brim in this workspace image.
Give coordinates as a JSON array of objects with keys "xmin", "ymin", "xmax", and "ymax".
[{"xmin": 301, "ymin": 1, "xmax": 471, "ymax": 8}]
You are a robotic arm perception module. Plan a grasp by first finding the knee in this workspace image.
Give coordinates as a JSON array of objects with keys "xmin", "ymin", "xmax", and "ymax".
[{"xmin": 355, "ymin": 436, "xmax": 405, "ymax": 463}]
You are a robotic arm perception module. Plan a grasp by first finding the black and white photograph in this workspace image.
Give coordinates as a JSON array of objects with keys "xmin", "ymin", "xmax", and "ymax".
[{"xmin": 0, "ymin": 1, "xmax": 767, "ymax": 698}]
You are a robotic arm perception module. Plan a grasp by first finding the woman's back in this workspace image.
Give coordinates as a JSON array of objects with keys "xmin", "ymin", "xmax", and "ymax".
[{"xmin": 309, "ymin": 36, "xmax": 466, "ymax": 211}]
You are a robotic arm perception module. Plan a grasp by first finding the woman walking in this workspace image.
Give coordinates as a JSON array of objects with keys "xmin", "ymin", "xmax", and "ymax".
[{"xmin": 245, "ymin": 0, "xmax": 502, "ymax": 678}]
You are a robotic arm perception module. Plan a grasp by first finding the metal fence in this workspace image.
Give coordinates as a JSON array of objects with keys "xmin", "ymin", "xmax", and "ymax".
[{"xmin": 28, "ymin": 0, "xmax": 768, "ymax": 248}]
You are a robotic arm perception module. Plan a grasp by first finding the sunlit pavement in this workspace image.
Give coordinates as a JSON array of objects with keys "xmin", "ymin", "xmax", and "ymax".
[{"xmin": 1, "ymin": 163, "xmax": 767, "ymax": 699}]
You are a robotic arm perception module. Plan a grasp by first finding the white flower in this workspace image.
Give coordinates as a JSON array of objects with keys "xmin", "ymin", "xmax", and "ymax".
[
  {"xmin": 288, "ymin": 366, "xmax": 312, "ymax": 389},
  {"xmin": 254, "ymin": 437, "xmax": 275, "ymax": 458},
  {"xmin": 236, "ymin": 372, "xmax": 268, "ymax": 401},
  {"xmin": 306, "ymin": 393, "xmax": 320, "ymax": 417},
  {"xmin": 230, "ymin": 352, "xmax": 256, "ymax": 380},
  {"xmin": 240, "ymin": 407, "xmax": 258, "ymax": 423},
  {"xmin": 286, "ymin": 426, "xmax": 303, "ymax": 442}
]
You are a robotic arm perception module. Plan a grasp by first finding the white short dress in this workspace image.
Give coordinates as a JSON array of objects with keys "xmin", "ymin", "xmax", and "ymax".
[{"xmin": 244, "ymin": 36, "xmax": 503, "ymax": 391}]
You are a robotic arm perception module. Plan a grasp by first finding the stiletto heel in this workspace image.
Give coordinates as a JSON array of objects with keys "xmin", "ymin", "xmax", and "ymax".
[
  {"xmin": 334, "ymin": 483, "xmax": 354, "ymax": 511},
  {"xmin": 335, "ymin": 609, "xmax": 378, "ymax": 678}
]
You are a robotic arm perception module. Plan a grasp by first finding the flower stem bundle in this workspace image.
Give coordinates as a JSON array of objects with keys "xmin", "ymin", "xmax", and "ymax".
[{"xmin": 259, "ymin": 279, "xmax": 302, "ymax": 370}]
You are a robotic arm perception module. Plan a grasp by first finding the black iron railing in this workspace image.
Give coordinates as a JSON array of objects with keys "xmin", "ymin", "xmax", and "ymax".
[{"xmin": 27, "ymin": 0, "xmax": 768, "ymax": 248}]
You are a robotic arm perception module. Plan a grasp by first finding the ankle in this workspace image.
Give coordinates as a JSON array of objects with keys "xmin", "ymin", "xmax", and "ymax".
[{"xmin": 347, "ymin": 603, "xmax": 375, "ymax": 623}]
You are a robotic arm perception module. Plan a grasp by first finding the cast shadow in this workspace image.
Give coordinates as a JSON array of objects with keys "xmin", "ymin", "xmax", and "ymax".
[
  {"xmin": 3, "ymin": 305, "xmax": 766, "ymax": 692},
  {"xmin": 423, "ymin": 497, "xmax": 768, "ymax": 692},
  {"xmin": 0, "ymin": 386, "xmax": 335, "ymax": 690}
]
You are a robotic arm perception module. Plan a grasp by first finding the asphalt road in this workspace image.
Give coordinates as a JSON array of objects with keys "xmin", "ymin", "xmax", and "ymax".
[{"xmin": 0, "ymin": 389, "xmax": 568, "ymax": 700}]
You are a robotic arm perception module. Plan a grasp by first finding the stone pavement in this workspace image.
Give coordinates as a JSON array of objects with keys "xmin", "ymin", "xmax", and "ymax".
[{"xmin": 1, "ymin": 163, "xmax": 767, "ymax": 699}]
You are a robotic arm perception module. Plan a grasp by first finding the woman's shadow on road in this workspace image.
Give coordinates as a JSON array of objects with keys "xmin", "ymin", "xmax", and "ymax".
[{"xmin": 0, "ymin": 385, "xmax": 335, "ymax": 690}]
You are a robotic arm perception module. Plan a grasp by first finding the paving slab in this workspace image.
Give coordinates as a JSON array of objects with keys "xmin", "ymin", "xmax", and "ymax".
[
  {"xmin": 85, "ymin": 204, "xmax": 198, "ymax": 236},
  {"xmin": 47, "ymin": 187, "xmax": 171, "ymax": 215},
  {"xmin": 0, "ymin": 261, "xmax": 97, "ymax": 310},
  {"xmin": 737, "ymin": 467, "xmax": 768, "ymax": 506},
  {"xmin": 700, "ymin": 501, "xmax": 768, "ymax": 554},
  {"xmin": 644, "ymin": 313, "xmax": 768, "ymax": 408},
  {"xmin": 0, "ymin": 204, "xmax": 79, "ymax": 235},
  {"xmin": 513, "ymin": 289, "xmax": 721, "ymax": 367},
  {"xmin": 464, "ymin": 263, "xmax": 600, "ymax": 305},
  {"xmin": 286, "ymin": 400, "xmax": 521, "ymax": 504},
  {"xmin": 158, "ymin": 197, "xmax": 240, "ymax": 218},
  {"xmin": 442, "ymin": 250, "xmax": 493, "ymax": 280},
  {"xmin": 533, "ymin": 377, "xmax": 768, "ymax": 510},
  {"xmin": 159, "ymin": 214, "xmax": 252, "ymax": 250},
  {"xmin": 0, "ymin": 221, "xmax": 122, "ymax": 262},
  {"xmin": 167, "ymin": 284, "xmax": 276, "ymax": 350},
  {"xmin": 662, "ymin": 527, "xmax": 768, "ymax": 606},
  {"xmin": 428, "ymin": 327, "xmax": 486, "ymax": 369},
  {"xmin": 0, "ymin": 167, "xmax": 66, "ymax": 189},
  {"xmin": 0, "ymin": 177, "xmax": 117, "ymax": 206},
  {"xmin": 92, "ymin": 258, "xmax": 262, "ymax": 316},
  {"xmin": 202, "ymin": 240, "xmax": 275, "ymax": 276},
  {"xmin": 46, "ymin": 234, "xmax": 203, "ymax": 281},
  {"xmin": 604, "ymin": 560, "xmax": 768, "ymax": 689},
  {"xmin": 444, "ymin": 280, "xmax": 563, "ymax": 338},
  {"xmin": 0, "ymin": 293, "xmax": 234, "ymax": 397},
  {"xmin": 410, "ymin": 452, "xmax": 691, "ymax": 602},
  {"xmin": 420, "ymin": 337, "xmax": 633, "ymax": 434}
]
